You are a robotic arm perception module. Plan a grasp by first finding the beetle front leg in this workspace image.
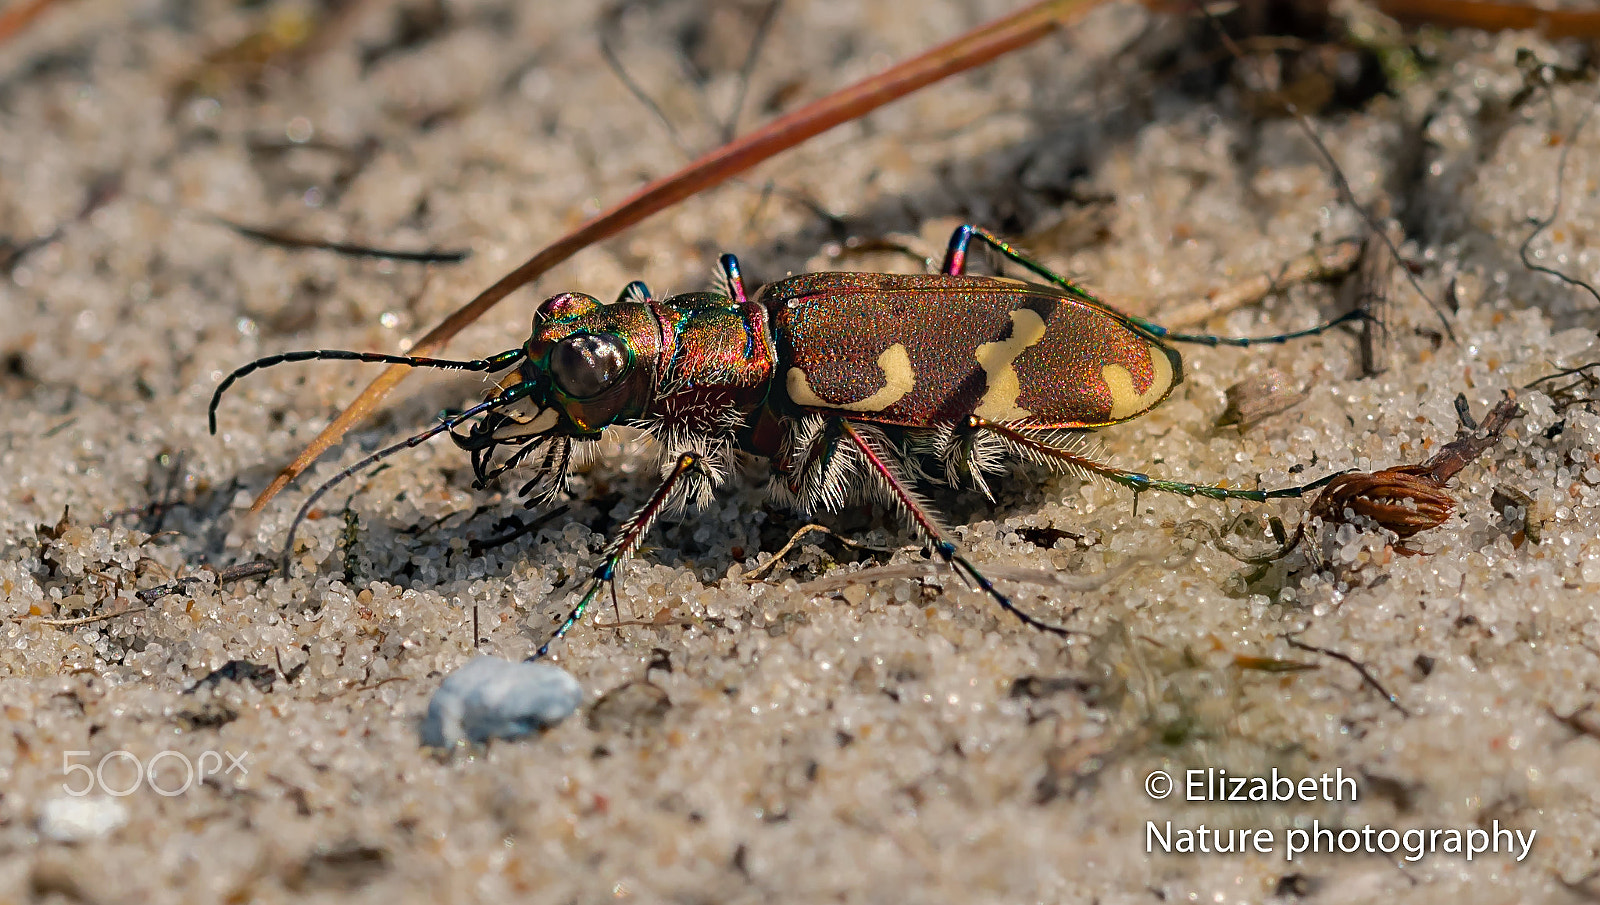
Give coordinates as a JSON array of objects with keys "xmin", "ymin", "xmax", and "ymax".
[
  {"xmin": 836, "ymin": 419, "xmax": 1080, "ymax": 639},
  {"xmin": 532, "ymin": 451, "xmax": 709, "ymax": 659},
  {"xmin": 716, "ymin": 253, "xmax": 749, "ymax": 304},
  {"xmin": 616, "ymin": 280, "xmax": 652, "ymax": 304}
]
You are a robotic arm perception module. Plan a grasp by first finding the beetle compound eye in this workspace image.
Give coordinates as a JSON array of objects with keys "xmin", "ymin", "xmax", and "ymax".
[{"xmin": 550, "ymin": 333, "xmax": 629, "ymax": 398}]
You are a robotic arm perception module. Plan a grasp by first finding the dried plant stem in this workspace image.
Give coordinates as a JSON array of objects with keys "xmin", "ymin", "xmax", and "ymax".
[
  {"xmin": 1375, "ymin": 0, "xmax": 1600, "ymax": 38},
  {"xmin": 0, "ymin": 0, "xmax": 72, "ymax": 46}
]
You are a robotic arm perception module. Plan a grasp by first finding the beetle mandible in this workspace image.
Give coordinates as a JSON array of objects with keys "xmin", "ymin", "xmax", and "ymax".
[{"xmin": 211, "ymin": 225, "xmax": 1358, "ymax": 656}]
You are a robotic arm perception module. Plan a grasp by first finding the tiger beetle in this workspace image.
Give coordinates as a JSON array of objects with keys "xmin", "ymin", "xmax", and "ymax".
[{"xmin": 210, "ymin": 225, "xmax": 1358, "ymax": 657}]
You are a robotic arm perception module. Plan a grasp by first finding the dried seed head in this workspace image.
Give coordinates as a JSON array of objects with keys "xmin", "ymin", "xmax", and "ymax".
[
  {"xmin": 1216, "ymin": 369, "xmax": 1307, "ymax": 430},
  {"xmin": 1308, "ymin": 466, "xmax": 1456, "ymax": 538}
]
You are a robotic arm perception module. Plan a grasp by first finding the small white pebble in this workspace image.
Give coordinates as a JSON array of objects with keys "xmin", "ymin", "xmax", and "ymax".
[
  {"xmin": 420, "ymin": 656, "xmax": 583, "ymax": 748},
  {"xmin": 38, "ymin": 796, "xmax": 128, "ymax": 842}
]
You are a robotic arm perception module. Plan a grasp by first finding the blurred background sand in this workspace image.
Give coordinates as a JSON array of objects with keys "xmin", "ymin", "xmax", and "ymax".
[{"xmin": 2, "ymin": 1, "xmax": 1599, "ymax": 901}]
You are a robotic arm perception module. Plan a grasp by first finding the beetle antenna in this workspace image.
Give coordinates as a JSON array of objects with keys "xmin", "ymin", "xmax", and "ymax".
[
  {"xmin": 209, "ymin": 347, "xmax": 525, "ymax": 434},
  {"xmin": 278, "ymin": 382, "xmax": 539, "ymax": 576}
]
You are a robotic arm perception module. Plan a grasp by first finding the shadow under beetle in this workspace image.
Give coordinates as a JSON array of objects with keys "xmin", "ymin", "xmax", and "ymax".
[{"xmin": 211, "ymin": 225, "xmax": 1357, "ymax": 657}]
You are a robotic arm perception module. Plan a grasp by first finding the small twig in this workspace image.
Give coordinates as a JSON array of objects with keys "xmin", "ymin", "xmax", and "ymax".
[
  {"xmin": 33, "ymin": 604, "xmax": 147, "ymax": 627},
  {"xmin": 401, "ymin": 505, "xmax": 485, "ymax": 537},
  {"xmin": 1174, "ymin": 518, "xmax": 1299, "ymax": 565},
  {"xmin": 1285, "ymin": 635, "xmax": 1410, "ymax": 716},
  {"xmin": 1145, "ymin": 240, "xmax": 1362, "ymax": 330},
  {"xmin": 1526, "ymin": 362, "xmax": 1600, "ymax": 413},
  {"xmin": 1417, "ymin": 393, "xmax": 1520, "ymax": 486},
  {"xmin": 467, "ymin": 505, "xmax": 569, "ymax": 556},
  {"xmin": 598, "ymin": 4, "xmax": 694, "ymax": 158},
  {"xmin": 1527, "ymin": 362, "xmax": 1600, "ymax": 390},
  {"xmin": 137, "ymin": 560, "xmax": 275, "ymax": 603},
  {"xmin": 23, "ymin": 560, "xmax": 275, "ymax": 626},
  {"xmin": 1354, "ymin": 222, "xmax": 1400, "ymax": 377},
  {"xmin": 216, "ymin": 561, "xmax": 278, "ymax": 584},
  {"xmin": 801, "ymin": 554, "xmax": 1152, "ymax": 595},
  {"xmin": 723, "ymin": 0, "xmax": 786, "ymax": 142},
  {"xmin": 1, "ymin": 174, "xmax": 119, "ymax": 276},
  {"xmin": 1517, "ymin": 92, "xmax": 1600, "ymax": 306},
  {"xmin": 200, "ymin": 213, "xmax": 470, "ymax": 264},
  {"xmin": 744, "ymin": 523, "xmax": 889, "ymax": 582}
]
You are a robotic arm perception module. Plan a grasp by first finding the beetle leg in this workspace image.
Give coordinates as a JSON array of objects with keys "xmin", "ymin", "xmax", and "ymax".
[
  {"xmin": 967, "ymin": 416, "xmax": 1345, "ymax": 502},
  {"xmin": 533, "ymin": 451, "xmax": 708, "ymax": 659},
  {"xmin": 1123, "ymin": 308, "xmax": 1368, "ymax": 348},
  {"xmin": 715, "ymin": 253, "xmax": 749, "ymax": 304},
  {"xmin": 836, "ymin": 419, "xmax": 1079, "ymax": 639},
  {"xmin": 938, "ymin": 224, "xmax": 974, "ymax": 275},
  {"xmin": 939, "ymin": 224, "xmax": 1095, "ymax": 298},
  {"xmin": 941, "ymin": 223, "xmax": 1367, "ymax": 348},
  {"xmin": 616, "ymin": 280, "xmax": 652, "ymax": 305}
]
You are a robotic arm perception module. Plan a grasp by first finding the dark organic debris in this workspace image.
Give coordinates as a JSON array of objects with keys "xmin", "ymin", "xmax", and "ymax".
[
  {"xmin": 205, "ymin": 214, "xmax": 470, "ymax": 264},
  {"xmin": 140, "ymin": 561, "xmax": 275, "ymax": 605},
  {"xmin": 290, "ymin": 844, "xmax": 390, "ymax": 892},
  {"xmin": 1217, "ymin": 369, "xmax": 1308, "ymax": 431},
  {"xmin": 1307, "ymin": 393, "xmax": 1520, "ymax": 539},
  {"xmin": 1308, "ymin": 467, "xmax": 1457, "ymax": 539},
  {"xmin": 1286, "ymin": 635, "xmax": 1409, "ymax": 716},
  {"xmin": 586, "ymin": 680, "xmax": 672, "ymax": 734},
  {"xmin": 185, "ymin": 659, "xmax": 278, "ymax": 695}
]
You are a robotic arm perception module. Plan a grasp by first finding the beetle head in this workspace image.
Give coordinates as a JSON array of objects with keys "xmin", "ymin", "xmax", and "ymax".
[
  {"xmin": 451, "ymin": 291, "xmax": 662, "ymax": 494},
  {"xmin": 518, "ymin": 291, "xmax": 661, "ymax": 434}
]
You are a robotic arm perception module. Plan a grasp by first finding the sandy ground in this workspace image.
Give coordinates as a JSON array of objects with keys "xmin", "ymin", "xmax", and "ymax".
[{"xmin": 3, "ymin": 0, "xmax": 1600, "ymax": 902}]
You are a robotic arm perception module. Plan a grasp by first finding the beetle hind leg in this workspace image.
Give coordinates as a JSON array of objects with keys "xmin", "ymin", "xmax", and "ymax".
[
  {"xmin": 940, "ymin": 224, "xmax": 1098, "ymax": 301},
  {"xmin": 836, "ymin": 419, "xmax": 1080, "ymax": 640},
  {"xmin": 1126, "ymin": 308, "xmax": 1369, "ymax": 349},
  {"xmin": 903, "ymin": 422, "xmax": 1009, "ymax": 502},
  {"xmin": 967, "ymin": 416, "xmax": 1343, "ymax": 503},
  {"xmin": 943, "ymin": 223, "xmax": 1366, "ymax": 348}
]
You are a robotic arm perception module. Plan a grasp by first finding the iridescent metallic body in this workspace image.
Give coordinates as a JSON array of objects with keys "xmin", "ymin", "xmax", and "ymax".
[{"xmin": 210, "ymin": 225, "xmax": 1356, "ymax": 658}]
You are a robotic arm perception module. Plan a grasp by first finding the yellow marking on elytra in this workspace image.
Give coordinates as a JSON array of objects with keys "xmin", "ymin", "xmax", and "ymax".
[
  {"xmin": 787, "ymin": 344, "xmax": 915, "ymax": 412},
  {"xmin": 1102, "ymin": 344, "xmax": 1175, "ymax": 420},
  {"xmin": 972, "ymin": 309, "xmax": 1049, "ymax": 422}
]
